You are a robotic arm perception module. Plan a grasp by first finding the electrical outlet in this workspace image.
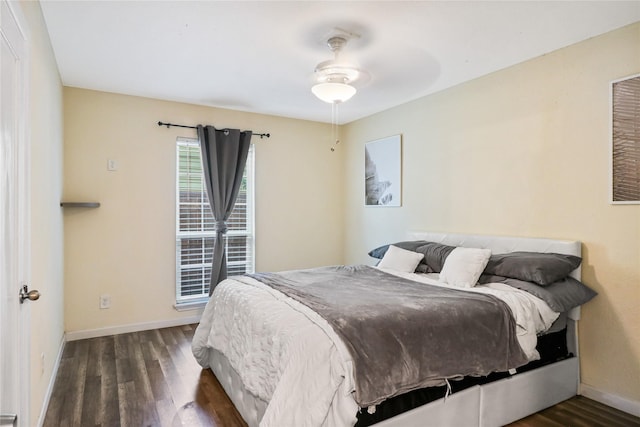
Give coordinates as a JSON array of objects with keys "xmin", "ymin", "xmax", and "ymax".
[
  {"xmin": 107, "ymin": 159, "xmax": 118, "ymax": 171},
  {"xmin": 99, "ymin": 294, "xmax": 111, "ymax": 309}
]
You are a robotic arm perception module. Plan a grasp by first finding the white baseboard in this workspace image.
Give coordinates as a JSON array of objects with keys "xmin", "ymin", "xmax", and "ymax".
[
  {"xmin": 36, "ymin": 334, "xmax": 66, "ymax": 427},
  {"xmin": 64, "ymin": 315, "xmax": 202, "ymax": 341},
  {"xmin": 580, "ymin": 383, "xmax": 640, "ymax": 417}
]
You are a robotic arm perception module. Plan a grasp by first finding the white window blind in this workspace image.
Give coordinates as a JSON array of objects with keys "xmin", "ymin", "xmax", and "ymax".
[{"xmin": 175, "ymin": 137, "xmax": 254, "ymax": 303}]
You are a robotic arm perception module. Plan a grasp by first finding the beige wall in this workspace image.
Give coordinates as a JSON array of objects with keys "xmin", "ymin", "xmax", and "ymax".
[
  {"xmin": 18, "ymin": 1, "xmax": 65, "ymax": 424},
  {"xmin": 343, "ymin": 23, "xmax": 640, "ymax": 403},
  {"xmin": 63, "ymin": 88, "xmax": 344, "ymax": 333}
]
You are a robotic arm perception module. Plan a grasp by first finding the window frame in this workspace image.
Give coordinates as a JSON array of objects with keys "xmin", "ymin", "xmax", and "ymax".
[{"xmin": 175, "ymin": 137, "xmax": 255, "ymax": 306}]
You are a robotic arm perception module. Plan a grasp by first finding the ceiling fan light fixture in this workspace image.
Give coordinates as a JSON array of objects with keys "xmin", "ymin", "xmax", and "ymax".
[
  {"xmin": 312, "ymin": 81, "xmax": 357, "ymax": 104},
  {"xmin": 311, "ymin": 35, "xmax": 362, "ymax": 104}
]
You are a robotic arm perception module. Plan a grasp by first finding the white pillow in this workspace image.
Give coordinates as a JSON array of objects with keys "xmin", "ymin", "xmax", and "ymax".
[
  {"xmin": 439, "ymin": 247, "xmax": 492, "ymax": 288},
  {"xmin": 377, "ymin": 245, "xmax": 425, "ymax": 273}
]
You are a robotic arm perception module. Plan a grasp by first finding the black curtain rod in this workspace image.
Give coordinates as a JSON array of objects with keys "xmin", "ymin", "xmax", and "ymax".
[{"xmin": 157, "ymin": 121, "xmax": 270, "ymax": 139}]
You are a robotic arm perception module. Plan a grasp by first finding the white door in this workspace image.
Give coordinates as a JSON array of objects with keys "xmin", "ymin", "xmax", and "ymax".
[{"xmin": 0, "ymin": 1, "xmax": 31, "ymax": 426}]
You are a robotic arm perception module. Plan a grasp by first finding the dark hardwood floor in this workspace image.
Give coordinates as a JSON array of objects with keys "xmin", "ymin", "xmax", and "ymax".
[
  {"xmin": 43, "ymin": 324, "xmax": 640, "ymax": 427},
  {"xmin": 505, "ymin": 395, "xmax": 640, "ymax": 427},
  {"xmin": 43, "ymin": 324, "xmax": 245, "ymax": 427}
]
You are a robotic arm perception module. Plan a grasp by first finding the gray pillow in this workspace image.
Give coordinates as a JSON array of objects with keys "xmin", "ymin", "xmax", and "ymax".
[
  {"xmin": 483, "ymin": 252, "xmax": 582, "ymax": 286},
  {"xmin": 415, "ymin": 242, "xmax": 456, "ymax": 273},
  {"xmin": 479, "ymin": 274, "xmax": 597, "ymax": 312},
  {"xmin": 414, "ymin": 263, "xmax": 433, "ymax": 274},
  {"xmin": 368, "ymin": 241, "xmax": 457, "ymax": 274},
  {"xmin": 368, "ymin": 240, "xmax": 429, "ymax": 260},
  {"xmin": 369, "ymin": 240, "xmax": 455, "ymax": 273}
]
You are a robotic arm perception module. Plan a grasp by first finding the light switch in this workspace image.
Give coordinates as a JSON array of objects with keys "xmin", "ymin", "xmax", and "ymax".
[{"xmin": 107, "ymin": 159, "xmax": 118, "ymax": 171}]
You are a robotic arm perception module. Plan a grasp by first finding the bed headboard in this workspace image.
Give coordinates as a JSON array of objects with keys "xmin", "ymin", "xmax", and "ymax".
[{"xmin": 408, "ymin": 231, "xmax": 583, "ymax": 320}]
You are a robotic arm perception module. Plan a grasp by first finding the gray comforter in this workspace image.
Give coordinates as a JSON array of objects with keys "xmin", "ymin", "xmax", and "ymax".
[{"xmin": 249, "ymin": 265, "xmax": 528, "ymax": 407}]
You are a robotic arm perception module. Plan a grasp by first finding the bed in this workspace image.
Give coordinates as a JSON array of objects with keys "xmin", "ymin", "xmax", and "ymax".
[{"xmin": 191, "ymin": 232, "xmax": 597, "ymax": 427}]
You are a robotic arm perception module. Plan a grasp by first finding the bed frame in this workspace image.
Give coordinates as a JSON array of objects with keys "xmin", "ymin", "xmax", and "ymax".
[{"xmin": 206, "ymin": 232, "xmax": 582, "ymax": 427}]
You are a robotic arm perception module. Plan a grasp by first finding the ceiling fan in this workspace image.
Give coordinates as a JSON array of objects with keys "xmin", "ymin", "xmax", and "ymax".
[{"xmin": 311, "ymin": 35, "xmax": 364, "ymax": 104}]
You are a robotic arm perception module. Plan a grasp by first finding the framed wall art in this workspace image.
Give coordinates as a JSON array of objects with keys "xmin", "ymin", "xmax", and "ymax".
[
  {"xmin": 365, "ymin": 134, "xmax": 402, "ymax": 206},
  {"xmin": 611, "ymin": 73, "xmax": 640, "ymax": 204}
]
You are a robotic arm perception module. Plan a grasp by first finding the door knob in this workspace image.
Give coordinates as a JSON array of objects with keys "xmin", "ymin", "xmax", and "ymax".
[
  {"xmin": 19, "ymin": 284, "xmax": 40, "ymax": 303},
  {"xmin": 0, "ymin": 413, "xmax": 17, "ymax": 426}
]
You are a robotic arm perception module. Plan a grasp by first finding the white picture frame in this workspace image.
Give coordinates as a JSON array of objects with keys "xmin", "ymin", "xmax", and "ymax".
[{"xmin": 365, "ymin": 134, "xmax": 402, "ymax": 206}]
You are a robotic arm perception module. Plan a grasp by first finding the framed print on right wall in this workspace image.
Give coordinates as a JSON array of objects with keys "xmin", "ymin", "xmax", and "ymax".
[
  {"xmin": 610, "ymin": 73, "xmax": 640, "ymax": 204},
  {"xmin": 365, "ymin": 134, "xmax": 402, "ymax": 207}
]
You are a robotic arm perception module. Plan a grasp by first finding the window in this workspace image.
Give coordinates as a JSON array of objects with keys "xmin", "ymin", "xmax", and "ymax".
[{"xmin": 175, "ymin": 137, "xmax": 254, "ymax": 304}]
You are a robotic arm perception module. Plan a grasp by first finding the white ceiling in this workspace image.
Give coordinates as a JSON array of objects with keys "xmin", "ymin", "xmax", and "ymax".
[{"xmin": 40, "ymin": 1, "xmax": 640, "ymax": 124}]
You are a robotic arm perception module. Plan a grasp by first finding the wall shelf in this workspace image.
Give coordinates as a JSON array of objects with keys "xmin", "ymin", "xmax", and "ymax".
[{"xmin": 60, "ymin": 202, "xmax": 100, "ymax": 208}]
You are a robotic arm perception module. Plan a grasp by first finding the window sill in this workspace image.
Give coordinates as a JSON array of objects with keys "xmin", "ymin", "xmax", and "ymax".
[{"xmin": 174, "ymin": 300, "xmax": 207, "ymax": 312}]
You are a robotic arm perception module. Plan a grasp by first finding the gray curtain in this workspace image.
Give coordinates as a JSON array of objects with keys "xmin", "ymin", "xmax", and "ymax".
[{"xmin": 197, "ymin": 125, "xmax": 252, "ymax": 295}]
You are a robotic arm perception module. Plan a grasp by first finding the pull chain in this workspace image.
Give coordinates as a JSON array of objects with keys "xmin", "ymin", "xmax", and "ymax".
[{"xmin": 331, "ymin": 102, "xmax": 340, "ymax": 152}]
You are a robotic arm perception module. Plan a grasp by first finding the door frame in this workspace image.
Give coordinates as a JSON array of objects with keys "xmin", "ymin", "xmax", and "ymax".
[{"xmin": 1, "ymin": 1, "xmax": 31, "ymax": 425}]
